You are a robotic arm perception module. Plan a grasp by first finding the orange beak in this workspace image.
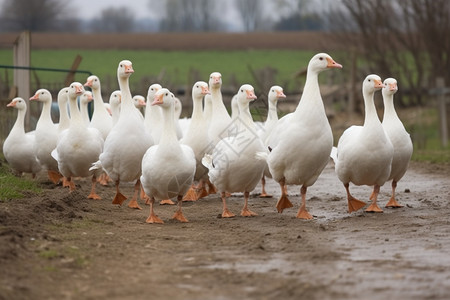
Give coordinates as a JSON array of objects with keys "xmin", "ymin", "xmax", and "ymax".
[
  {"xmin": 29, "ymin": 93, "xmax": 39, "ymax": 101},
  {"xmin": 389, "ymin": 82, "xmax": 398, "ymax": 91},
  {"xmin": 87, "ymin": 93, "xmax": 93, "ymax": 101},
  {"xmin": 75, "ymin": 85, "xmax": 84, "ymax": 95},
  {"xmin": 152, "ymin": 93, "xmax": 164, "ymax": 106},
  {"xmin": 277, "ymin": 90, "xmax": 286, "ymax": 98},
  {"xmin": 213, "ymin": 76, "xmax": 221, "ymax": 84},
  {"xmin": 125, "ymin": 64, "xmax": 134, "ymax": 74},
  {"xmin": 326, "ymin": 57, "xmax": 343, "ymax": 69},
  {"xmin": 246, "ymin": 89, "xmax": 257, "ymax": 100},
  {"xmin": 201, "ymin": 86, "xmax": 211, "ymax": 95},
  {"xmin": 7, "ymin": 100, "xmax": 16, "ymax": 107},
  {"xmin": 139, "ymin": 99, "xmax": 146, "ymax": 106},
  {"xmin": 374, "ymin": 79, "xmax": 384, "ymax": 88},
  {"xmin": 84, "ymin": 79, "xmax": 93, "ymax": 87}
]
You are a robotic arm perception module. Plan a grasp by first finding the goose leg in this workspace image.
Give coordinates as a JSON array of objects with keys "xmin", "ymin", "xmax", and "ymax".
[
  {"xmin": 385, "ymin": 180, "xmax": 403, "ymax": 208},
  {"xmin": 67, "ymin": 177, "xmax": 76, "ymax": 192},
  {"xmin": 260, "ymin": 176, "xmax": 273, "ymax": 198},
  {"xmin": 87, "ymin": 174, "xmax": 102, "ymax": 200},
  {"xmin": 296, "ymin": 186, "xmax": 313, "ymax": 219},
  {"xmin": 241, "ymin": 191, "xmax": 258, "ymax": 217},
  {"xmin": 365, "ymin": 185, "xmax": 383, "ymax": 213},
  {"xmin": 128, "ymin": 180, "xmax": 143, "ymax": 210},
  {"xmin": 276, "ymin": 178, "xmax": 293, "ymax": 213},
  {"xmin": 112, "ymin": 180, "xmax": 127, "ymax": 206},
  {"xmin": 172, "ymin": 195, "xmax": 189, "ymax": 222},
  {"xmin": 345, "ymin": 183, "xmax": 366, "ymax": 213},
  {"xmin": 146, "ymin": 197, "xmax": 164, "ymax": 224},
  {"xmin": 182, "ymin": 184, "xmax": 200, "ymax": 201},
  {"xmin": 221, "ymin": 192, "xmax": 235, "ymax": 218}
]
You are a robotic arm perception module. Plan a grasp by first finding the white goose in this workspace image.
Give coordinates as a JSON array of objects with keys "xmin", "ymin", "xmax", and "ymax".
[
  {"xmin": 265, "ymin": 53, "xmax": 342, "ymax": 219},
  {"xmin": 109, "ymin": 90, "xmax": 121, "ymax": 126},
  {"xmin": 133, "ymin": 95, "xmax": 146, "ymax": 116},
  {"xmin": 381, "ymin": 78, "xmax": 413, "ymax": 208},
  {"xmin": 173, "ymin": 96, "xmax": 183, "ymax": 140},
  {"xmin": 84, "ymin": 75, "xmax": 113, "ymax": 140},
  {"xmin": 334, "ymin": 74, "xmax": 394, "ymax": 213},
  {"xmin": 54, "ymin": 82, "xmax": 104, "ymax": 199},
  {"xmin": 30, "ymin": 89, "xmax": 61, "ymax": 184},
  {"xmin": 3, "ymin": 98, "xmax": 42, "ymax": 177},
  {"xmin": 181, "ymin": 81, "xmax": 212, "ymax": 201},
  {"xmin": 144, "ymin": 83, "xmax": 163, "ymax": 143},
  {"xmin": 140, "ymin": 88, "xmax": 196, "ymax": 223},
  {"xmin": 206, "ymin": 72, "xmax": 234, "ymax": 145},
  {"xmin": 56, "ymin": 87, "xmax": 70, "ymax": 135},
  {"xmin": 202, "ymin": 84, "xmax": 266, "ymax": 218},
  {"xmin": 259, "ymin": 86, "xmax": 286, "ymax": 198},
  {"xmin": 98, "ymin": 60, "xmax": 153, "ymax": 209},
  {"xmin": 80, "ymin": 91, "xmax": 93, "ymax": 127}
]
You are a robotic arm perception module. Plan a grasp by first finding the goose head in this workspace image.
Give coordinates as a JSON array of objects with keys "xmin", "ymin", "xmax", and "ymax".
[
  {"xmin": 109, "ymin": 90, "xmax": 122, "ymax": 107},
  {"xmin": 268, "ymin": 85, "xmax": 286, "ymax": 105},
  {"xmin": 382, "ymin": 78, "xmax": 398, "ymax": 97},
  {"xmin": 363, "ymin": 74, "xmax": 384, "ymax": 95},
  {"xmin": 57, "ymin": 87, "xmax": 69, "ymax": 103},
  {"xmin": 29, "ymin": 88, "xmax": 52, "ymax": 103},
  {"xmin": 308, "ymin": 53, "xmax": 343, "ymax": 74},
  {"xmin": 208, "ymin": 72, "xmax": 222, "ymax": 89},
  {"xmin": 68, "ymin": 82, "xmax": 85, "ymax": 99},
  {"xmin": 192, "ymin": 81, "xmax": 210, "ymax": 98},
  {"xmin": 147, "ymin": 83, "xmax": 162, "ymax": 102},
  {"xmin": 117, "ymin": 60, "xmax": 134, "ymax": 79},
  {"xmin": 152, "ymin": 88, "xmax": 175, "ymax": 108},
  {"xmin": 7, "ymin": 97, "xmax": 27, "ymax": 111},
  {"xmin": 84, "ymin": 75, "xmax": 101, "ymax": 90},
  {"xmin": 237, "ymin": 84, "xmax": 257, "ymax": 105},
  {"xmin": 133, "ymin": 95, "xmax": 146, "ymax": 108},
  {"xmin": 80, "ymin": 91, "xmax": 93, "ymax": 105}
]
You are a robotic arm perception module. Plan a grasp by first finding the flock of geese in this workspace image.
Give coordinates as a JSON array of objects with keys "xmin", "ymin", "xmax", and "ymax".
[{"xmin": 3, "ymin": 53, "xmax": 413, "ymax": 223}]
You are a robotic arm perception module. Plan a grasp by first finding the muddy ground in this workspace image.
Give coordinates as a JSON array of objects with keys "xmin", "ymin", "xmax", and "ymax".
[{"xmin": 0, "ymin": 161, "xmax": 449, "ymax": 300}]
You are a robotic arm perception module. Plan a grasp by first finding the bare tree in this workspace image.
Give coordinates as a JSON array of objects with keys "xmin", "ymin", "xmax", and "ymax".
[
  {"xmin": 0, "ymin": 0, "xmax": 70, "ymax": 32},
  {"xmin": 89, "ymin": 7, "xmax": 135, "ymax": 32},
  {"xmin": 234, "ymin": 0, "xmax": 263, "ymax": 31},
  {"xmin": 332, "ymin": 0, "xmax": 450, "ymax": 107},
  {"xmin": 157, "ymin": 0, "xmax": 224, "ymax": 32}
]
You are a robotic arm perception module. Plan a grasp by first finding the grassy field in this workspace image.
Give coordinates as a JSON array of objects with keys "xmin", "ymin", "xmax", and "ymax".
[{"xmin": 0, "ymin": 49, "xmax": 317, "ymax": 93}]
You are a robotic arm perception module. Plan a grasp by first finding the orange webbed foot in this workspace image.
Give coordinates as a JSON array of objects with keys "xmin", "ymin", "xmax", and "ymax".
[
  {"xmin": 146, "ymin": 214, "xmax": 164, "ymax": 224},
  {"xmin": 128, "ymin": 199, "xmax": 143, "ymax": 210},
  {"xmin": 182, "ymin": 187, "xmax": 199, "ymax": 202},
  {"xmin": 112, "ymin": 192, "xmax": 127, "ymax": 206},
  {"xmin": 172, "ymin": 211, "xmax": 189, "ymax": 223},
  {"xmin": 260, "ymin": 193, "xmax": 273, "ymax": 198},
  {"xmin": 347, "ymin": 195, "xmax": 366, "ymax": 213},
  {"xmin": 296, "ymin": 206, "xmax": 313, "ymax": 220},
  {"xmin": 221, "ymin": 209, "xmax": 236, "ymax": 218},
  {"xmin": 276, "ymin": 194, "xmax": 293, "ymax": 213},
  {"xmin": 88, "ymin": 193, "xmax": 102, "ymax": 200},
  {"xmin": 47, "ymin": 170, "xmax": 62, "ymax": 184},
  {"xmin": 365, "ymin": 202, "xmax": 383, "ymax": 213},
  {"xmin": 241, "ymin": 208, "xmax": 258, "ymax": 217},
  {"xmin": 160, "ymin": 199, "xmax": 175, "ymax": 205},
  {"xmin": 385, "ymin": 197, "xmax": 403, "ymax": 208}
]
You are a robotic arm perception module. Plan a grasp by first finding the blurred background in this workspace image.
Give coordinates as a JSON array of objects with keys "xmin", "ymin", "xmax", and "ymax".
[{"xmin": 0, "ymin": 0, "xmax": 449, "ymax": 162}]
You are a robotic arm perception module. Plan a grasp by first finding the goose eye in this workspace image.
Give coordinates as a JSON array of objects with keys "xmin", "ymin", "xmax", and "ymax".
[
  {"xmin": 41, "ymin": 92, "xmax": 44, "ymax": 94},
  {"xmin": 319, "ymin": 57, "xmax": 323, "ymax": 60},
  {"xmin": 165, "ymin": 93, "xmax": 168, "ymax": 96}
]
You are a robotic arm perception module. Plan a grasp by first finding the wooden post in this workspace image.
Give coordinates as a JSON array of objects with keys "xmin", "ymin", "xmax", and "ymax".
[
  {"xmin": 437, "ymin": 77, "xmax": 448, "ymax": 147},
  {"xmin": 13, "ymin": 31, "xmax": 31, "ymax": 130},
  {"xmin": 64, "ymin": 54, "xmax": 83, "ymax": 86}
]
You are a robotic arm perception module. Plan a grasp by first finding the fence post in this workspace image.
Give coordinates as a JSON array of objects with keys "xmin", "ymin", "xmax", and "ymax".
[
  {"xmin": 436, "ymin": 77, "xmax": 448, "ymax": 147},
  {"xmin": 13, "ymin": 31, "xmax": 31, "ymax": 130}
]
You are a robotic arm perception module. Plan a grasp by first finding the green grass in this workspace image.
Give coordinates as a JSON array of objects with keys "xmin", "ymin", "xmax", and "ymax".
[
  {"xmin": 0, "ymin": 49, "xmax": 315, "ymax": 93},
  {"xmin": 0, "ymin": 159, "xmax": 42, "ymax": 201}
]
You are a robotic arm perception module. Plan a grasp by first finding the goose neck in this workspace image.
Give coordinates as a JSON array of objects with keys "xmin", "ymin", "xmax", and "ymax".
[
  {"xmin": 159, "ymin": 104, "xmax": 178, "ymax": 146},
  {"xmin": 266, "ymin": 100, "xmax": 278, "ymax": 123},
  {"xmin": 68, "ymin": 95, "xmax": 83, "ymax": 125},
  {"xmin": 363, "ymin": 91, "xmax": 380, "ymax": 127},
  {"xmin": 12, "ymin": 108, "xmax": 26, "ymax": 134},
  {"xmin": 382, "ymin": 94, "xmax": 398, "ymax": 121}
]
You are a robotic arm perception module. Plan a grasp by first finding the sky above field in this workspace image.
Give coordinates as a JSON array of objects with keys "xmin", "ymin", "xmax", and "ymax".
[{"xmin": 74, "ymin": 0, "xmax": 155, "ymax": 20}]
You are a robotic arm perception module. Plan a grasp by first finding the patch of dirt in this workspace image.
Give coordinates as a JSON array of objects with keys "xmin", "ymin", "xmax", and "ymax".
[{"xmin": 0, "ymin": 161, "xmax": 450, "ymax": 300}]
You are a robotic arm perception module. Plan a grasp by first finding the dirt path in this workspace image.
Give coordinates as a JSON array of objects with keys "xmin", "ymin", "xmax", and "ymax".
[{"xmin": 1, "ymin": 161, "xmax": 449, "ymax": 300}]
